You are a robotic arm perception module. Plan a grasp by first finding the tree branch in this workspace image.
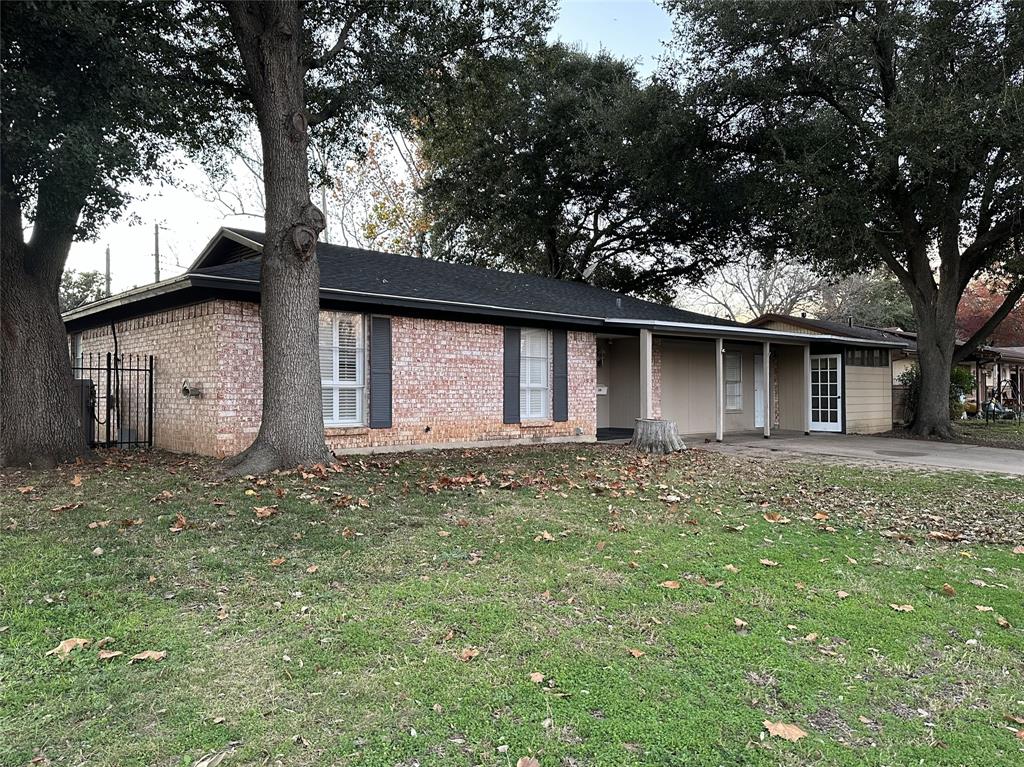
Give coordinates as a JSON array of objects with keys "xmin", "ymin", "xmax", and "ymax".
[{"xmin": 953, "ymin": 279, "xmax": 1024, "ymax": 364}]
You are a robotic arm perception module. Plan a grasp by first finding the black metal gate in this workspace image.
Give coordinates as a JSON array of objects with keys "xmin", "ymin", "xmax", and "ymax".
[{"xmin": 72, "ymin": 353, "xmax": 154, "ymax": 448}]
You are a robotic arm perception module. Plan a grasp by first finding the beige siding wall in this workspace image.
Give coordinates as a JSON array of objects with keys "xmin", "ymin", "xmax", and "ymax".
[
  {"xmin": 845, "ymin": 364, "xmax": 893, "ymax": 434},
  {"xmin": 773, "ymin": 345, "xmax": 806, "ymax": 431},
  {"xmin": 759, "ymin": 320, "xmax": 820, "ymax": 335},
  {"xmin": 658, "ymin": 340, "xmax": 760, "ymax": 434}
]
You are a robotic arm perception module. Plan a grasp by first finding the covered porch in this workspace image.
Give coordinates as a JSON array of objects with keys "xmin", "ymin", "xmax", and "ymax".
[{"xmin": 596, "ymin": 323, "xmax": 858, "ymax": 441}]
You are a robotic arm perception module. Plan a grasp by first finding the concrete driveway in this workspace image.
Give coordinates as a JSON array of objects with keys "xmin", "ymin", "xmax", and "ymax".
[{"xmin": 711, "ymin": 432, "xmax": 1024, "ymax": 476}]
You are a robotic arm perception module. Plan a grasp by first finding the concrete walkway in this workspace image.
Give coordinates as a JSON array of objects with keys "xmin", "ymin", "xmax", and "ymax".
[{"xmin": 708, "ymin": 432, "xmax": 1024, "ymax": 476}]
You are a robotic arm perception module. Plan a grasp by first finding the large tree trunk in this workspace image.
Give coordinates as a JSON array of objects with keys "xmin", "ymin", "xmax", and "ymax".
[
  {"xmin": 908, "ymin": 289, "xmax": 959, "ymax": 439},
  {"xmin": 0, "ymin": 194, "xmax": 87, "ymax": 468},
  {"xmin": 224, "ymin": 1, "xmax": 331, "ymax": 475}
]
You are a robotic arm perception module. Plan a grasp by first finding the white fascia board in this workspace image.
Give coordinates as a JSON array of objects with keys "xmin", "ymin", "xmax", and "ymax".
[{"xmin": 603, "ymin": 318, "xmax": 908, "ymax": 347}]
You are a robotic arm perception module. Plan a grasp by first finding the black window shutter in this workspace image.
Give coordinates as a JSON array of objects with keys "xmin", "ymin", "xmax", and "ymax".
[
  {"xmin": 503, "ymin": 326, "xmax": 520, "ymax": 424},
  {"xmin": 552, "ymin": 329, "xmax": 568, "ymax": 422},
  {"xmin": 369, "ymin": 316, "xmax": 392, "ymax": 429}
]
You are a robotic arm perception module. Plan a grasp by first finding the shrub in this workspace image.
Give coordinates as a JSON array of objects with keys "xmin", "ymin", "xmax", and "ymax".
[{"xmin": 898, "ymin": 363, "xmax": 975, "ymax": 422}]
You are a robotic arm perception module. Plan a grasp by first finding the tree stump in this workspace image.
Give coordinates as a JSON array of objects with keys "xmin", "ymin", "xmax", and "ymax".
[{"xmin": 630, "ymin": 418, "xmax": 686, "ymax": 454}]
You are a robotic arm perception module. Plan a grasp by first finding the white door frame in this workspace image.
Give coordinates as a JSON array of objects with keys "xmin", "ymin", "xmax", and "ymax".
[
  {"xmin": 810, "ymin": 353, "xmax": 843, "ymax": 432},
  {"xmin": 753, "ymin": 354, "xmax": 765, "ymax": 428}
]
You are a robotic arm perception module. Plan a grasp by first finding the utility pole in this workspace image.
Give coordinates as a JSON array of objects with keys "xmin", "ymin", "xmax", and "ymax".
[
  {"xmin": 154, "ymin": 223, "xmax": 160, "ymax": 283},
  {"xmin": 105, "ymin": 245, "xmax": 111, "ymax": 297}
]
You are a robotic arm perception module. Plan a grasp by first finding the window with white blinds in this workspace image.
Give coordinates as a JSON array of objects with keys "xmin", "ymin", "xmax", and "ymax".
[
  {"xmin": 319, "ymin": 312, "xmax": 365, "ymax": 426},
  {"xmin": 725, "ymin": 351, "xmax": 743, "ymax": 411},
  {"xmin": 520, "ymin": 328, "xmax": 550, "ymax": 420}
]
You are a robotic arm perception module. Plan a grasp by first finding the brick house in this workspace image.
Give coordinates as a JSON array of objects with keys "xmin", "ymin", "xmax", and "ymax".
[{"xmin": 64, "ymin": 228, "xmax": 907, "ymax": 457}]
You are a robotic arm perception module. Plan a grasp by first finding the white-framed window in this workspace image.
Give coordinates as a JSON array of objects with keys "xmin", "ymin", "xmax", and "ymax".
[
  {"xmin": 725, "ymin": 351, "xmax": 743, "ymax": 411},
  {"xmin": 319, "ymin": 312, "xmax": 365, "ymax": 426},
  {"xmin": 520, "ymin": 328, "xmax": 550, "ymax": 420}
]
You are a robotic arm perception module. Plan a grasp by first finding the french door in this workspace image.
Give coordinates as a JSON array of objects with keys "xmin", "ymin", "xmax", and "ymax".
[{"xmin": 810, "ymin": 354, "xmax": 843, "ymax": 432}]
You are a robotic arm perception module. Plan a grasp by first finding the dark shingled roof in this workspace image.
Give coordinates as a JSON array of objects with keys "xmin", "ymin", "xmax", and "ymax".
[{"xmin": 193, "ymin": 228, "xmax": 740, "ymax": 326}]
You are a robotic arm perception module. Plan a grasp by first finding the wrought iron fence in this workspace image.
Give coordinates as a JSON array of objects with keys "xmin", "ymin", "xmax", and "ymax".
[{"xmin": 71, "ymin": 353, "xmax": 154, "ymax": 448}]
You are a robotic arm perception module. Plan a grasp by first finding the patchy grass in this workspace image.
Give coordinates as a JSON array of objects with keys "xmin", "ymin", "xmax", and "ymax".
[
  {"xmin": 1, "ymin": 445, "xmax": 1023, "ymax": 767},
  {"xmin": 953, "ymin": 420, "xmax": 1024, "ymax": 450}
]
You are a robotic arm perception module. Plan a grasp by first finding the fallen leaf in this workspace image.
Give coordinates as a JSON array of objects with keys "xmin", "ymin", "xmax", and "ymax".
[
  {"xmin": 17, "ymin": 486, "xmax": 34, "ymax": 494},
  {"xmin": 150, "ymin": 489, "xmax": 173, "ymax": 503},
  {"xmin": 91, "ymin": 546, "xmax": 104, "ymax": 557},
  {"xmin": 529, "ymin": 672, "xmax": 545, "ymax": 683},
  {"xmin": 169, "ymin": 513, "xmax": 187, "ymax": 533},
  {"xmin": 997, "ymin": 615, "xmax": 1012, "ymax": 628},
  {"xmin": 836, "ymin": 591, "xmax": 850, "ymax": 600},
  {"xmin": 759, "ymin": 559, "xmax": 779, "ymax": 567},
  {"xmin": 627, "ymin": 647, "xmax": 646, "ymax": 658},
  {"xmin": 975, "ymin": 605, "xmax": 994, "ymax": 612},
  {"xmin": 1013, "ymin": 545, "xmax": 1024, "ymax": 555},
  {"xmin": 533, "ymin": 530, "xmax": 555, "ymax": 542},
  {"xmin": 98, "ymin": 649, "xmax": 124, "ymax": 661},
  {"xmin": 596, "ymin": 541, "xmax": 606, "ymax": 552},
  {"xmin": 46, "ymin": 637, "xmax": 90, "ymax": 657},
  {"xmin": 516, "ymin": 758, "xmax": 540, "ymax": 767},
  {"xmin": 253, "ymin": 505, "xmax": 278, "ymax": 519},
  {"xmin": 763, "ymin": 720, "xmax": 808, "ymax": 742},
  {"xmin": 659, "ymin": 580, "xmax": 681, "ymax": 589},
  {"xmin": 50, "ymin": 502, "xmax": 82, "ymax": 513},
  {"xmin": 457, "ymin": 647, "xmax": 479, "ymax": 662},
  {"xmin": 941, "ymin": 583, "xmax": 956, "ymax": 597},
  {"xmin": 88, "ymin": 520, "xmax": 111, "ymax": 529},
  {"xmin": 889, "ymin": 604, "xmax": 914, "ymax": 612},
  {"xmin": 70, "ymin": 474, "xmax": 83, "ymax": 487},
  {"xmin": 305, "ymin": 564, "xmax": 318, "ymax": 574},
  {"xmin": 724, "ymin": 564, "xmax": 739, "ymax": 573},
  {"xmin": 763, "ymin": 512, "xmax": 790, "ymax": 524},
  {"xmin": 129, "ymin": 650, "xmax": 167, "ymax": 663},
  {"xmin": 734, "ymin": 617, "xmax": 749, "ymax": 630},
  {"xmin": 95, "ymin": 636, "xmax": 114, "ymax": 649},
  {"xmin": 192, "ymin": 749, "xmax": 231, "ymax": 767},
  {"xmin": 812, "ymin": 512, "xmax": 829, "ymax": 521},
  {"xmin": 437, "ymin": 530, "xmax": 450, "ymax": 537},
  {"xmin": 269, "ymin": 557, "xmax": 286, "ymax": 567}
]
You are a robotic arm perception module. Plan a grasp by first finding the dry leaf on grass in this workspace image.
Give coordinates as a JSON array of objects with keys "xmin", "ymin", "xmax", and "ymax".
[
  {"xmin": 975, "ymin": 605, "xmax": 994, "ymax": 612},
  {"xmin": 457, "ymin": 647, "xmax": 479, "ymax": 662},
  {"xmin": 996, "ymin": 615, "xmax": 1011, "ymax": 628},
  {"xmin": 763, "ymin": 512, "xmax": 790, "ymax": 524},
  {"xmin": 533, "ymin": 530, "xmax": 555, "ymax": 542},
  {"xmin": 516, "ymin": 758, "xmax": 540, "ymax": 767},
  {"xmin": 169, "ymin": 513, "xmax": 187, "ymax": 533},
  {"xmin": 150, "ymin": 489, "xmax": 173, "ymax": 503},
  {"xmin": 724, "ymin": 564, "xmax": 739, "ymax": 573},
  {"xmin": 889, "ymin": 604, "xmax": 914, "ymax": 612},
  {"xmin": 627, "ymin": 648, "xmax": 646, "ymax": 658},
  {"xmin": 192, "ymin": 749, "xmax": 232, "ymax": 767},
  {"xmin": 763, "ymin": 720, "xmax": 808, "ymax": 742},
  {"xmin": 129, "ymin": 650, "xmax": 167, "ymax": 663},
  {"xmin": 812, "ymin": 512, "xmax": 829, "ymax": 521},
  {"xmin": 836, "ymin": 591, "xmax": 850, "ymax": 600},
  {"xmin": 659, "ymin": 580, "xmax": 681, "ymax": 589},
  {"xmin": 70, "ymin": 474, "xmax": 83, "ymax": 487},
  {"xmin": 759, "ymin": 559, "xmax": 779, "ymax": 567},
  {"xmin": 1013, "ymin": 545, "xmax": 1024, "ymax": 555},
  {"xmin": 734, "ymin": 617, "xmax": 749, "ymax": 631},
  {"xmin": 269, "ymin": 557, "xmax": 286, "ymax": 567},
  {"xmin": 437, "ymin": 530, "xmax": 450, "ymax": 537},
  {"xmin": 529, "ymin": 672, "xmax": 545, "ymax": 683},
  {"xmin": 305, "ymin": 564, "xmax": 318, "ymax": 574},
  {"xmin": 46, "ymin": 638, "xmax": 90, "ymax": 657},
  {"xmin": 97, "ymin": 650, "xmax": 124, "ymax": 661},
  {"xmin": 941, "ymin": 583, "xmax": 956, "ymax": 597},
  {"xmin": 253, "ymin": 505, "xmax": 278, "ymax": 519},
  {"xmin": 17, "ymin": 486, "xmax": 34, "ymax": 494}
]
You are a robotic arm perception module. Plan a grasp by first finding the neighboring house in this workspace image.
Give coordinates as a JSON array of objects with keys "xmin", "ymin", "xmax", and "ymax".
[
  {"xmin": 748, "ymin": 313, "xmax": 1024, "ymax": 422},
  {"xmin": 64, "ymin": 228, "xmax": 906, "ymax": 457}
]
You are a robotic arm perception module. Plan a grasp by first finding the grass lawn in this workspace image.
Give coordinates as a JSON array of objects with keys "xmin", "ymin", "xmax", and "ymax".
[
  {"xmin": 2, "ymin": 445, "xmax": 1023, "ymax": 767},
  {"xmin": 953, "ymin": 420, "xmax": 1024, "ymax": 450}
]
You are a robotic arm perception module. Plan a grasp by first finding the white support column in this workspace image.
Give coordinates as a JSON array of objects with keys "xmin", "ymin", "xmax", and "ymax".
[
  {"xmin": 762, "ymin": 341, "xmax": 771, "ymax": 438},
  {"xmin": 715, "ymin": 338, "xmax": 724, "ymax": 442},
  {"xmin": 639, "ymin": 329, "xmax": 653, "ymax": 419},
  {"xmin": 803, "ymin": 344, "xmax": 812, "ymax": 434}
]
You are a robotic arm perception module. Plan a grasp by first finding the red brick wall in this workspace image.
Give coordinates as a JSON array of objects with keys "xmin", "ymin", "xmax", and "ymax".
[{"xmin": 73, "ymin": 300, "xmax": 597, "ymax": 457}]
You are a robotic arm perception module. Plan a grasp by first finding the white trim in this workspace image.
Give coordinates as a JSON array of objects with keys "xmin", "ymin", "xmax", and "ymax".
[
  {"xmin": 724, "ymin": 351, "xmax": 743, "ymax": 412},
  {"xmin": 809, "ymin": 353, "xmax": 843, "ymax": 432},
  {"xmin": 61, "ymin": 275, "xmax": 191, "ymax": 321},
  {"xmin": 715, "ymin": 338, "xmax": 724, "ymax": 442},
  {"xmin": 187, "ymin": 227, "xmax": 265, "ymax": 271},
  {"xmin": 604, "ymin": 318, "xmax": 907, "ymax": 347}
]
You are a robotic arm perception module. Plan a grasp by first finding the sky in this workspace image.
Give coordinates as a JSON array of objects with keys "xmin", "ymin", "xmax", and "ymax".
[{"xmin": 64, "ymin": 1, "xmax": 674, "ymax": 293}]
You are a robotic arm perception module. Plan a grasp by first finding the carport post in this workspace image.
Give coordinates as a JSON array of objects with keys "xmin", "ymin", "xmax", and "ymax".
[
  {"xmin": 762, "ymin": 341, "xmax": 771, "ymax": 438},
  {"xmin": 639, "ymin": 328, "xmax": 653, "ymax": 419},
  {"xmin": 715, "ymin": 338, "xmax": 724, "ymax": 442},
  {"xmin": 803, "ymin": 345, "xmax": 812, "ymax": 434}
]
